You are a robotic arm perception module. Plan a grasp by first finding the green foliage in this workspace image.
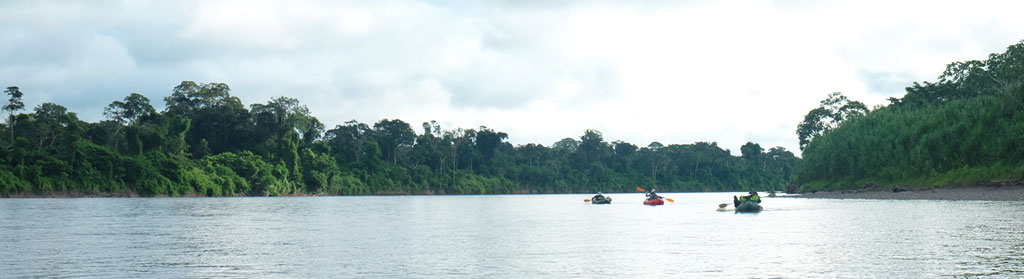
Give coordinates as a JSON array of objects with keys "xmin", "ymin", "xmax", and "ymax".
[
  {"xmin": 0, "ymin": 167, "xmax": 31, "ymax": 194},
  {"xmin": 4, "ymin": 86, "xmax": 26, "ymax": 144},
  {"xmin": 796, "ymin": 39, "xmax": 1024, "ymax": 191},
  {"xmin": 206, "ymin": 151, "xmax": 282, "ymax": 196},
  {"xmin": 740, "ymin": 142, "xmax": 764, "ymax": 161},
  {"xmin": 372, "ymin": 118, "xmax": 415, "ymax": 164},
  {"xmin": 796, "ymin": 92, "xmax": 868, "ymax": 151},
  {"xmin": 104, "ymin": 93, "xmax": 156, "ymax": 126},
  {"xmin": 0, "ymin": 80, "xmax": 800, "ymax": 197}
]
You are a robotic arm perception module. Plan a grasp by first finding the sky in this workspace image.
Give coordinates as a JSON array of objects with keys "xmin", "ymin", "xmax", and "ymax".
[{"xmin": 2, "ymin": 0, "xmax": 1023, "ymax": 155}]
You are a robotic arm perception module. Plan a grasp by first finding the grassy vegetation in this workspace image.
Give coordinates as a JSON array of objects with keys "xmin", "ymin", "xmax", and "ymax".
[{"xmin": 795, "ymin": 40, "xmax": 1024, "ymax": 192}]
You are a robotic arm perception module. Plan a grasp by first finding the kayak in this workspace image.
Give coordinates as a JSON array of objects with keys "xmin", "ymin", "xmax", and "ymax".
[
  {"xmin": 591, "ymin": 195, "xmax": 612, "ymax": 204},
  {"xmin": 735, "ymin": 200, "xmax": 762, "ymax": 212},
  {"xmin": 643, "ymin": 197, "xmax": 664, "ymax": 205}
]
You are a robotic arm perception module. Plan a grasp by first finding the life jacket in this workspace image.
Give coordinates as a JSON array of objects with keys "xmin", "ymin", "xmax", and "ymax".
[{"xmin": 740, "ymin": 195, "xmax": 761, "ymax": 203}]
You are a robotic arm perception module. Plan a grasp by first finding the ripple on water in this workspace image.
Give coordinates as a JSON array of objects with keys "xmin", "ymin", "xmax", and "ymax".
[{"xmin": 1, "ymin": 195, "xmax": 1024, "ymax": 278}]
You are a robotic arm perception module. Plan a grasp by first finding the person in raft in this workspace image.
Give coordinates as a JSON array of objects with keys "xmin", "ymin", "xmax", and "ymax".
[
  {"xmin": 734, "ymin": 191, "xmax": 761, "ymax": 207},
  {"xmin": 646, "ymin": 189, "xmax": 662, "ymax": 201}
]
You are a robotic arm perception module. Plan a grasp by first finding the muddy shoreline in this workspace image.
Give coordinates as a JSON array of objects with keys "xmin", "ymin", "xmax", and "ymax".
[{"xmin": 790, "ymin": 185, "xmax": 1024, "ymax": 201}]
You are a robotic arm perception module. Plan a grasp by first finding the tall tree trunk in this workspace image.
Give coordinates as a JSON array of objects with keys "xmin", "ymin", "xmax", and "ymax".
[{"xmin": 8, "ymin": 115, "xmax": 15, "ymax": 145}]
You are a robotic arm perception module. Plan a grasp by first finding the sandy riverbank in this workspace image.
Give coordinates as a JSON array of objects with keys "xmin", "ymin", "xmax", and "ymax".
[{"xmin": 790, "ymin": 185, "xmax": 1024, "ymax": 201}]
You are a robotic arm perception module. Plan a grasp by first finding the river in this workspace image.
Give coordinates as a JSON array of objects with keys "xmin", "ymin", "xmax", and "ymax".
[{"xmin": 1, "ymin": 193, "xmax": 1022, "ymax": 278}]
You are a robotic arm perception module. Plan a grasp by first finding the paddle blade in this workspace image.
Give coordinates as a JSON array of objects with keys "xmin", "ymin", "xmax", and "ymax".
[
  {"xmin": 584, "ymin": 199, "xmax": 591, "ymax": 202},
  {"xmin": 636, "ymin": 186, "xmax": 646, "ymax": 192},
  {"xmin": 665, "ymin": 198, "xmax": 674, "ymax": 203}
]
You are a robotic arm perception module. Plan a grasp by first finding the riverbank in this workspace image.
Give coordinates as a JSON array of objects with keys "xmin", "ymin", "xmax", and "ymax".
[
  {"xmin": 792, "ymin": 185, "xmax": 1024, "ymax": 201},
  {"xmin": 0, "ymin": 190, "xmax": 314, "ymax": 198},
  {"xmin": 1, "ymin": 190, "xmax": 139, "ymax": 198}
]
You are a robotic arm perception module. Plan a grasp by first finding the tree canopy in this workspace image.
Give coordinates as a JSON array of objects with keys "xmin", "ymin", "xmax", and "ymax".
[
  {"xmin": 795, "ymin": 39, "xmax": 1024, "ymax": 192},
  {"xmin": 0, "ymin": 81, "xmax": 799, "ymax": 197}
]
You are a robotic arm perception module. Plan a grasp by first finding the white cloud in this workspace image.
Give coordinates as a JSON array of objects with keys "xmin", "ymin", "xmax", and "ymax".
[{"xmin": 2, "ymin": 0, "xmax": 1024, "ymax": 155}]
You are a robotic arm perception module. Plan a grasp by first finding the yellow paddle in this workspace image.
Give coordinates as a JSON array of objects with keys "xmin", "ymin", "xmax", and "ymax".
[{"xmin": 584, "ymin": 199, "xmax": 591, "ymax": 202}]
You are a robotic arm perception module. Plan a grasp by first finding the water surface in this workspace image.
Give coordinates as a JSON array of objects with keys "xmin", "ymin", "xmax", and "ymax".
[{"xmin": 2, "ymin": 193, "xmax": 1022, "ymax": 278}]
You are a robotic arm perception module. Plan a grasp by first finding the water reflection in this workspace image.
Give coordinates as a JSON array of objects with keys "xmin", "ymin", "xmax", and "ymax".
[{"xmin": 0, "ymin": 195, "xmax": 1022, "ymax": 278}]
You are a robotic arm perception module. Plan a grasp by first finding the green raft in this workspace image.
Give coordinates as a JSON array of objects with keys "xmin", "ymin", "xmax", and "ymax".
[{"xmin": 735, "ymin": 200, "xmax": 762, "ymax": 212}]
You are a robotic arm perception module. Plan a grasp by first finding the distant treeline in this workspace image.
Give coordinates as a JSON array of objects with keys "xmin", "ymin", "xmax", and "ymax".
[
  {"xmin": 795, "ymin": 40, "xmax": 1024, "ymax": 191},
  {"xmin": 0, "ymin": 81, "xmax": 799, "ymax": 197}
]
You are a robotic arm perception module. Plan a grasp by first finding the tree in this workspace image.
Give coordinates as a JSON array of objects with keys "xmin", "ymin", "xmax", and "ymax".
[
  {"xmin": 33, "ymin": 102, "xmax": 77, "ymax": 148},
  {"xmin": 252, "ymin": 96, "xmax": 307, "ymax": 136},
  {"xmin": 578, "ymin": 129, "xmax": 609, "ymax": 162},
  {"xmin": 647, "ymin": 142, "xmax": 664, "ymax": 151},
  {"xmin": 612, "ymin": 141, "xmax": 637, "ymax": 156},
  {"xmin": 741, "ymin": 142, "xmax": 768, "ymax": 174},
  {"xmin": 251, "ymin": 96, "xmax": 322, "ymax": 144},
  {"xmin": 4, "ymin": 86, "xmax": 25, "ymax": 144},
  {"xmin": 766, "ymin": 146, "xmax": 797, "ymax": 182},
  {"xmin": 104, "ymin": 93, "xmax": 155, "ymax": 126},
  {"xmin": 515, "ymin": 143, "xmax": 548, "ymax": 167},
  {"xmin": 894, "ymin": 40, "xmax": 1024, "ymax": 107},
  {"xmin": 103, "ymin": 101, "xmax": 127, "ymax": 126},
  {"xmin": 413, "ymin": 120, "xmax": 447, "ymax": 182},
  {"xmin": 325, "ymin": 120, "xmax": 373, "ymax": 164},
  {"xmin": 103, "ymin": 93, "xmax": 156, "ymax": 151},
  {"xmin": 552, "ymin": 138, "xmax": 579, "ymax": 153},
  {"xmin": 191, "ymin": 96, "xmax": 251, "ymax": 155},
  {"xmin": 474, "ymin": 126, "xmax": 508, "ymax": 164},
  {"xmin": 164, "ymin": 81, "xmax": 252, "ymax": 155},
  {"xmin": 250, "ymin": 96, "xmax": 318, "ymax": 174},
  {"xmin": 640, "ymin": 142, "xmax": 667, "ymax": 182},
  {"xmin": 372, "ymin": 119, "xmax": 415, "ymax": 164},
  {"xmin": 125, "ymin": 93, "xmax": 156, "ymax": 124},
  {"xmin": 795, "ymin": 40, "xmax": 1024, "ymax": 191},
  {"xmin": 300, "ymin": 118, "xmax": 325, "ymax": 144},
  {"xmin": 0, "ymin": 79, "xmax": 807, "ymax": 197},
  {"xmin": 164, "ymin": 81, "xmax": 201, "ymax": 116},
  {"xmin": 612, "ymin": 140, "xmax": 638, "ymax": 170},
  {"xmin": 740, "ymin": 142, "xmax": 764, "ymax": 161},
  {"xmin": 164, "ymin": 81, "xmax": 231, "ymax": 116},
  {"xmin": 441, "ymin": 127, "xmax": 475, "ymax": 186},
  {"xmin": 797, "ymin": 92, "xmax": 868, "ymax": 151}
]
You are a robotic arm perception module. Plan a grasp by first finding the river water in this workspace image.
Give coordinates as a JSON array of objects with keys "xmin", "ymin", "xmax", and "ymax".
[{"xmin": 1, "ymin": 193, "xmax": 1022, "ymax": 278}]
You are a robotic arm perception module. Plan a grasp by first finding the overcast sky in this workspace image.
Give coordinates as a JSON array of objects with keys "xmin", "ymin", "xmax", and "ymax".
[{"xmin": 2, "ymin": 0, "xmax": 1023, "ymax": 155}]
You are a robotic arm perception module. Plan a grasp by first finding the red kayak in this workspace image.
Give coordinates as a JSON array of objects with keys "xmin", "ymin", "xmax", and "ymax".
[{"xmin": 643, "ymin": 197, "xmax": 664, "ymax": 205}]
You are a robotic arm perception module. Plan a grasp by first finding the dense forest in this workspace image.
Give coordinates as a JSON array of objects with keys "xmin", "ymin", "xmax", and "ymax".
[
  {"xmin": 795, "ymin": 40, "xmax": 1024, "ymax": 192},
  {"xmin": 0, "ymin": 81, "xmax": 800, "ymax": 197},
  {"xmin": 11, "ymin": 38, "xmax": 1021, "ymax": 197}
]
